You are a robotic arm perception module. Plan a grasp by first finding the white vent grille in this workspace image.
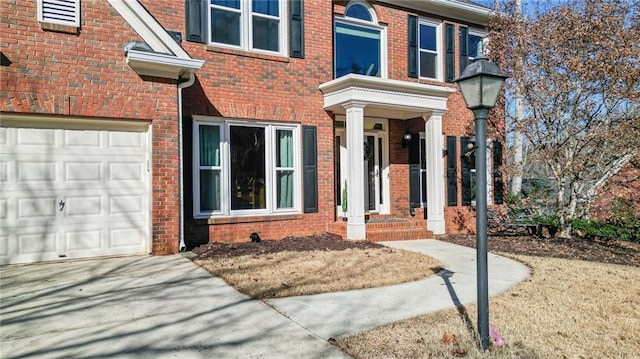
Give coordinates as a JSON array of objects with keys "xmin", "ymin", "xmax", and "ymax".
[{"xmin": 38, "ymin": 0, "xmax": 80, "ymax": 27}]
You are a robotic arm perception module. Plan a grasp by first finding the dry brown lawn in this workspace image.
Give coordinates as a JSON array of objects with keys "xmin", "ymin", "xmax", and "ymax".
[
  {"xmin": 194, "ymin": 247, "xmax": 442, "ymax": 299},
  {"xmin": 338, "ymin": 254, "xmax": 640, "ymax": 358}
]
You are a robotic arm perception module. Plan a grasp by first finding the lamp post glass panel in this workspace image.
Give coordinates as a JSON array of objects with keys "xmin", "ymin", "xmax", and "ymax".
[{"xmin": 454, "ymin": 55, "xmax": 507, "ymax": 350}]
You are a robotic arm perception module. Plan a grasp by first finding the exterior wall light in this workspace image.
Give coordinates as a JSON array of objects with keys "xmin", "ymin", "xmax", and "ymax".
[{"xmin": 402, "ymin": 131, "xmax": 412, "ymax": 148}]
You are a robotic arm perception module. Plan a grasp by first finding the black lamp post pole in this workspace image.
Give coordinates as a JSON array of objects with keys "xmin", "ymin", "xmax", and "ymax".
[{"xmin": 473, "ymin": 107, "xmax": 490, "ymax": 350}]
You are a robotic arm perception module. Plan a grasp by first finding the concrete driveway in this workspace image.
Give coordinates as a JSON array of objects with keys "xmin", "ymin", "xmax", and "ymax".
[{"xmin": 0, "ymin": 255, "xmax": 349, "ymax": 359}]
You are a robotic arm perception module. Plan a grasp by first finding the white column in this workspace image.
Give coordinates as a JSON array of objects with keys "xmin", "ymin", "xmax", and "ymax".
[
  {"xmin": 345, "ymin": 102, "xmax": 366, "ymax": 240},
  {"xmin": 425, "ymin": 112, "xmax": 446, "ymax": 234}
]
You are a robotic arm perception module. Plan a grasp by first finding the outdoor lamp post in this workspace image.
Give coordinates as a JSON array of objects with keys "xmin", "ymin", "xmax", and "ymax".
[{"xmin": 455, "ymin": 55, "xmax": 507, "ymax": 351}]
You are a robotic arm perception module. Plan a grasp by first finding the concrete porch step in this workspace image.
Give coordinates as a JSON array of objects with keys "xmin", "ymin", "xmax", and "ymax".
[{"xmin": 327, "ymin": 219, "xmax": 434, "ymax": 242}]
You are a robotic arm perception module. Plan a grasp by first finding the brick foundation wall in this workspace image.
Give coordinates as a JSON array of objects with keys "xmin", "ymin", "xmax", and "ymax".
[{"xmin": 1, "ymin": 1, "xmax": 181, "ymax": 254}]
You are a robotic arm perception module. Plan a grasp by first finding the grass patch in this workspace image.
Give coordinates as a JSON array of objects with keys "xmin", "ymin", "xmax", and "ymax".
[
  {"xmin": 338, "ymin": 255, "xmax": 640, "ymax": 358},
  {"xmin": 194, "ymin": 247, "xmax": 442, "ymax": 299}
]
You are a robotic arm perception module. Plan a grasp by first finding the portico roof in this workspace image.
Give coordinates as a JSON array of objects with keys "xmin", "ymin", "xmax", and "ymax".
[{"xmin": 319, "ymin": 74, "xmax": 456, "ymax": 120}]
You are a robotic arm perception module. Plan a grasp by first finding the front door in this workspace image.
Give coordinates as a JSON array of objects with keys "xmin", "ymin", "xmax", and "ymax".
[{"xmin": 335, "ymin": 120, "xmax": 388, "ymax": 217}]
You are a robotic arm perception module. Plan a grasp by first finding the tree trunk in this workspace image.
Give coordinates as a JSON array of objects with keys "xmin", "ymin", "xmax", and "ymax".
[{"xmin": 509, "ymin": 0, "xmax": 525, "ymax": 196}]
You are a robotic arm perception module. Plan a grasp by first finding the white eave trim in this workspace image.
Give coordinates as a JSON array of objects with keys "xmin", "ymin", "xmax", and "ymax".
[
  {"xmin": 108, "ymin": 0, "xmax": 190, "ymax": 58},
  {"xmin": 377, "ymin": 0, "xmax": 492, "ymax": 25},
  {"xmin": 319, "ymin": 74, "xmax": 455, "ymax": 117},
  {"xmin": 127, "ymin": 50, "xmax": 204, "ymax": 79}
]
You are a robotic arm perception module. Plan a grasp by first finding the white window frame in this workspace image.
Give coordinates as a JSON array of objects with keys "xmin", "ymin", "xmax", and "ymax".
[
  {"xmin": 334, "ymin": 1, "xmax": 388, "ymax": 79},
  {"xmin": 38, "ymin": 0, "xmax": 80, "ymax": 27},
  {"xmin": 208, "ymin": 0, "xmax": 287, "ymax": 56},
  {"xmin": 418, "ymin": 18, "xmax": 443, "ymax": 81},
  {"xmin": 193, "ymin": 116, "xmax": 301, "ymax": 218}
]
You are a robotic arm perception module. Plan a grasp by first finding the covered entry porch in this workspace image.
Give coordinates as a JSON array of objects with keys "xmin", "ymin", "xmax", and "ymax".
[{"xmin": 319, "ymin": 74, "xmax": 455, "ymax": 240}]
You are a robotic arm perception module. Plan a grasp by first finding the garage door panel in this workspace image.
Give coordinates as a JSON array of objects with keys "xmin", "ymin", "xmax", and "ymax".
[
  {"xmin": 18, "ymin": 161, "xmax": 57, "ymax": 182},
  {"xmin": 64, "ymin": 130, "xmax": 101, "ymax": 148},
  {"xmin": 65, "ymin": 196, "xmax": 102, "ymax": 217},
  {"xmin": 64, "ymin": 230, "xmax": 102, "ymax": 251},
  {"xmin": 0, "ymin": 124, "xmax": 151, "ymax": 265},
  {"xmin": 64, "ymin": 162, "xmax": 102, "ymax": 182},
  {"xmin": 17, "ymin": 128, "xmax": 55, "ymax": 146},
  {"xmin": 18, "ymin": 197, "xmax": 57, "ymax": 219}
]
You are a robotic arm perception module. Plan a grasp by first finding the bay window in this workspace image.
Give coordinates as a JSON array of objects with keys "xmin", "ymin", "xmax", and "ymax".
[{"xmin": 194, "ymin": 118, "xmax": 300, "ymax": 217}]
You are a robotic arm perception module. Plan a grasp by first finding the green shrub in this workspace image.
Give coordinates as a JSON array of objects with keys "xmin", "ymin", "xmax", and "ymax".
[
  {"xmin": 572, "ymin": 219, "xmax": 639, "ymax": 242},
  {"xmin": 534, "ymin": 215, "xmax": 560, "ymax": 227}
]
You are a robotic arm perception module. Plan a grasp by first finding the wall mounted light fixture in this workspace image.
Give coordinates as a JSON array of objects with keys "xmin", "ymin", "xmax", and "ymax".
[{"xmin": 402, "ymin": 131, "xmax": 412, "ymax": 148}]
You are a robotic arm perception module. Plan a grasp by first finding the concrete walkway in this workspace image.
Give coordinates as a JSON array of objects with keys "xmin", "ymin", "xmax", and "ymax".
[
  {"xmin": 267, "ymin": 240, "xmax": 530, "ymax": 340},
  {"xmin": 0, "ymin": 240, "xmax": 529, "ymax": 358}
]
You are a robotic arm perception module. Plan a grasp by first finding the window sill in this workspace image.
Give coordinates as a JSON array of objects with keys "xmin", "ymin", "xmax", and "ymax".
[
  {"xmin": 40, "ymin": 22, "xmax": 79, "ymax": 35},
  {"xmin": 206, "ymin": 213, "xmax": 304, "ymax": 225},
  {"xmin": 205, "ymin": 46, "xmax": 290, "ymax": 63}
]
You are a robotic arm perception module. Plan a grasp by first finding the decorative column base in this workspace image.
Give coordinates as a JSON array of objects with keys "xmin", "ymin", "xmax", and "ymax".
[{"xmin": 347, "ymin": 222, "xmax": 366, "ymax": 240}]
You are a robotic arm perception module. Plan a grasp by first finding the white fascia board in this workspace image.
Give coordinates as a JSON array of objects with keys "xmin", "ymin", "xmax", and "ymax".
[
  {"xmin": 108, "ymin": 0, "xmax": 191, "ymax": 58},
  {"xmin": 377, "ymin": 0, "xmax": 492, "ymax": 25},
  {"xmin": 127, "ymin": 50, "xmax": 204, "ymax": 79},
  {"xmin": 320, "ymin": 74, "xmax": 455, "ymax": 98}
]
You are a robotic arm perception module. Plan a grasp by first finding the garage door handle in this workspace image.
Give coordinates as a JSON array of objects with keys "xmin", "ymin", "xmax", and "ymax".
[{"xmin": 58, "ymin": 200, "xmax": 65, "ymax": 211}]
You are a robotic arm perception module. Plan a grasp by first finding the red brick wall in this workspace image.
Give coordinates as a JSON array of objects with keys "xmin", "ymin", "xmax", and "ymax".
[
  {"xmin": 1, "ymin": 1, "xmax": 181, "ymax": 254},
  {"xmin": 591, "ymin": 152, "xmax": 640, "ymax": 221}
]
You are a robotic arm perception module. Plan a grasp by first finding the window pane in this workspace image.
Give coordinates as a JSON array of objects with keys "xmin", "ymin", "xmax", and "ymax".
[
  {"xmin": 420, "ymin": 51, "xmax": 437, "ymax": 78},
  {"xmin": 419, "ymin": 24, "xmax": 437, "ymax": 51},
  {"xmin": 252, "ymin": 0, "xmax": 278, "ymax": 16},
  {"xmin": 421, "ymin": 171, "xmax": 427, "ymax": 204},
  {"xmin": 253, "ymin": 17, "xmax": 279, "ymax": 51},
  {"xmin": 335, "ymin": 22, "xmax": 381, "ymax": 78},
  {"xmin": 345, "ymin": 4, "xmax": 372, "ymax": 21},
  {"xmin": 420, "ymin": 138, "xmax": 426, "ymax": 169},
  {"xmin": 211, "ymin": 0, "xmax": 240, "ymax": 9},
  {"xmin": 230, "ymin": 126, "xmax": 266, "ymax": 210},
  {"xmin": 469, "ymin": 34, "xmax": 483, "ymax": 58},
  {"xmin": 199, "ymin": 126, "xmax": 220, "ymax": 166},
  {"xmin": 276, "ymin": 130, "xmax": 293, "ymax": 167},
  {"xmin": 211, "ymin": 8, "xmax": 240, "ymax": 45},
  {"xmin": 200, "ymin": 170, "xmax": 221, "ymax": 212},
  {"xmin": 277, "ymin": 170, "xmax": 294, "ymax": 209}
]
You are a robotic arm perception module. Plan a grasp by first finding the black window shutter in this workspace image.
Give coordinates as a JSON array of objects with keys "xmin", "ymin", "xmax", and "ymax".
[
  {"xmin": 407, "ymin": 15, "xmax": 418, "ymax": 78},
  {"xmin": 446, "ymin": 136, "xmax": 458, "ymax": 206},
  {"xmin": 185, "ymin": 0, "xmax": 207, "ymax": 44},
  {"xmin": 461, "ymin": 137, "xmax": 473, "ymax": 206},
  {"xmin": 459, "ymin": 26, "xmax": 469, "ymax": 74},
  {"xmin": 409, "ymin": 134, "xmax": 421, "ymax": 208},
  {"xmin": 303, "ymin": 126, "xmax": 317, "ymax": 213},
  {"xmin": 493, "ymin": 141, "xmax": 504, "ymax": 205},
  {"xmin": 289, "ymin": 0, "xmax": 304, "ymax": 58},
  {"xmin": 445, "ymin": 23, "xmax": 455, "ymax": 83}
]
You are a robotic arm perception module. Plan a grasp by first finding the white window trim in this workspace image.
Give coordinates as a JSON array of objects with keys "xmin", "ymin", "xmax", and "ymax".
[
  {"xmin": 333, "ymin": 15, "xmax": 388, "ymax": 79},
  {"xmin": 192, "ymin": 116, "xmax": 301, "ymax": 218},
  {"xmin": 418, "ymin": 18, "xmax": 443, "ymax": 81},
  {"xmin": 38, "ymin": 0, "xmax": 80, "ymax": 27},
  {"xmin": 207, "ymin": 0, "xmax": 287, "ymax": 56}
]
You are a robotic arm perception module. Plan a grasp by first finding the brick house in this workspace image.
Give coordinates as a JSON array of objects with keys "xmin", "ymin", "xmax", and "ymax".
[{"xmin": 0, "ymin": 0, "xmax": 504, "ymax": 264}]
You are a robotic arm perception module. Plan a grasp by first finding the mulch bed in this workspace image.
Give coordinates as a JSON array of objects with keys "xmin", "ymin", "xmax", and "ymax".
[
  {"xmin": 441, "ymin": 234, "xmax": 640, "ymax": 267},
  {"xmin": 191, "ymin": 233, "xmax": 383, "ymax": 260},
  {"xmin": 191, "ymin": 232, "xmax": 640, "ymax": 268}
]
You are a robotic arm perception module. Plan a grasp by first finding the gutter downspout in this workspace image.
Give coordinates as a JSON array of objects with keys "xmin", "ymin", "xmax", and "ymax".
[{"xmin": 177, "ymin": 71, "xmax": 196, "ymax": 252}]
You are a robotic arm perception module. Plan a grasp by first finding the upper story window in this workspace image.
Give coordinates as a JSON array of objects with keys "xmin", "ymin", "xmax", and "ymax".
[
  {"xmin": 209, "ymin": 0, "xmax": 285, "ymax": 54},
  {"xmin": 419, "ymin": 20, "xmax": 442, "ymax": 80},
  {"xmin": 38, "ymin": 0, "xmax": 80, "ymax": 27},
  {"xmin": 468, "ymin": 32, "xmax": 485, "ymax": 60},
  {"xmin": 334, "ymin": 1, "xmax": 386, "ymax": 78}
]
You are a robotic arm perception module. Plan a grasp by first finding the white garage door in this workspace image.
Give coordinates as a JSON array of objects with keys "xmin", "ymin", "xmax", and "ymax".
[{"xmin": 0, "ymin": 121, "xmax": 151, "ymax": 265}]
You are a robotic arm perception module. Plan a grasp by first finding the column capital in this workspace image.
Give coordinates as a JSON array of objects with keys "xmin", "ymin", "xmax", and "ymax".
[
  {"xmin": 422, "ymin": 110, "xmax": 445, "ymax": 121},
  {"xmin": 342, "ymin": 100, "xmax": 368, "ymax": 110}
]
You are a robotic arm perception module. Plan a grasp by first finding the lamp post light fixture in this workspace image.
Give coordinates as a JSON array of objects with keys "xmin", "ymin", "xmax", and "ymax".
[{"xmin": 454, "ymin": 55, "xmax": 507, "ymax": 351}]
